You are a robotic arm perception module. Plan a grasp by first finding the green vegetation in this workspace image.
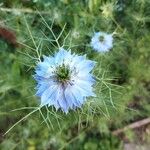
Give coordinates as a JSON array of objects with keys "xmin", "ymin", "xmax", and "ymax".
[{"xmin": 0, "ymin": 0, "xmax": 150, "ymax": 149}]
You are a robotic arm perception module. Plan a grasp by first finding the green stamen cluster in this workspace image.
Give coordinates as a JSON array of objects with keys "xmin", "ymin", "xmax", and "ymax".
[
  {"xmin": 56, "ymin": 64, "xmax": 70, "ymax": 82},
  {"xmin": 99, "ymin": 35, "xmax": 105, "ymax": 42}
]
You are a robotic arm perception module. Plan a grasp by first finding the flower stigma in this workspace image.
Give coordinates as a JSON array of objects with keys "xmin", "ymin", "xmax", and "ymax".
[
  {"xmin": 99, "ymin": 35, "xmax": 105, "ymax": 42},
  {"xmin": 55, "ymin": 63, "xmax": 70, "ymax": 83}
]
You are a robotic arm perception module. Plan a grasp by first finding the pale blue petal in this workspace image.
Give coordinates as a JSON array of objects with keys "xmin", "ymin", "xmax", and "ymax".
[
  {"xmin": 41, "ymin": 84, "xmax": 58, "ymax": 106},
  {"xmin": 43, "ymin": 55, "xmax": 55, "ymax": 65},
  {"xmin": 36, "ymin": 83, "xmax": 49, "ymax": 96},
  {"xmin": 64, "ymin": 88, "xmax": 74, "ymax": 108},
  {"xmin": 77, "ymin": 60, "xmax": 96, "ymax": 73},
  {"xmin": 74, "ymin": 81, "xmax": 96, "ymax": 97},
  {"xmin": 77, "ymin": 73, "xmax": 95, "ymax": 83},
  {"xmin": 70, "ymin": 85, "xmax": 84, "ymax": 105},
  {"xmin": 54, "ymin": 85, "xmax": 70, "ymax": 113},
  {"xmin": 55, "ymin": 48, "xmax": 68, "ymax": 64}
]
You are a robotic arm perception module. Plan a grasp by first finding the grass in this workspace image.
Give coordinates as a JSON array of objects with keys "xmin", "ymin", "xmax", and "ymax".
[{"xmin": 0, "ymin": 0, "xmax": 150, "ymax": 149}]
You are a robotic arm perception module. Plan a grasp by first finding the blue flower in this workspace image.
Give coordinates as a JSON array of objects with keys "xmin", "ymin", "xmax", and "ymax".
[
  {"xmin": 34, "ymin": 48, "xmax": 96, "ymax": 113},
  {"xmin": 91, "ymin": 32, "xmax": 113, "ymax": 52}
]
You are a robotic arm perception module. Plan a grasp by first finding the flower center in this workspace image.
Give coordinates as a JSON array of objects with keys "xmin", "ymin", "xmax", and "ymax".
[
  {"xmin": 56, "ymin": 64, "xmax": 70, "ymax": 82},
  {"xmin": 99, "ymin": 35, "xmax": 105, "ymax": 42}
]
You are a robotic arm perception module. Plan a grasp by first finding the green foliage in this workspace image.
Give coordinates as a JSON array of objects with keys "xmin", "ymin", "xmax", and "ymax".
[{"xmin": 0, "ymin": 0, "xmax": 150, "ymax": 149}]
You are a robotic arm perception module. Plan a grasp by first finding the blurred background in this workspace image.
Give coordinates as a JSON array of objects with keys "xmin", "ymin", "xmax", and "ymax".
[{"xmin": 0, "ymin": 0, "xmax": 150, "ymax": 150}]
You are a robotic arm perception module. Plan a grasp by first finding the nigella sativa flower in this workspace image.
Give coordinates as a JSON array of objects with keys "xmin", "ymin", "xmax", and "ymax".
[
  {"xmin": 91, "ymin": 32, "xmax": 113, "ymax": 52},
  {"xmin": 34, "ymin": 48, "xmax": 96, "ymax": 113}
]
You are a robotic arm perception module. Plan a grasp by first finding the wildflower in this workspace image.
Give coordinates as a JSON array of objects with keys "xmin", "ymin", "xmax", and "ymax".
[
  {"xmin": 34, "ymin": 48, "xmax": 96, "ymax": 113},
  {"xmin": 91, "ymin": 32, "xmax": 113, "ymax": 52}
]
